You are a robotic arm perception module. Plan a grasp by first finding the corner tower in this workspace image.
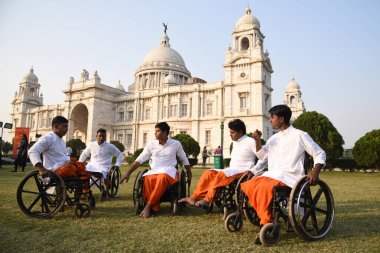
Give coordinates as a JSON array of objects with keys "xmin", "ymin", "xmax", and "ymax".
[
  {"xmin": 11, "ymin": 68, "xmax": 43, "ymax": 128},
  {"xmin": 224, "ymin": 5, "xmax": 274, "ymax": 139}
]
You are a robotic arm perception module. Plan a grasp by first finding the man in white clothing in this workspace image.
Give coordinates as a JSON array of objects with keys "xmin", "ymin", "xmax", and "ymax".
[
  {"xmin": 79, "ymin": 128, "xmax": 124, "ymax": 188},
  {"xmin": 121, "ymin": 122, "xmax": 192, "ymax": 219},
  {"xmin": 179, "ymin": 119, "xmax": 267, "ymax": 209},
  {"xmin": 240, "ymin": 104, "xmax": 326, "ymax": 244}
]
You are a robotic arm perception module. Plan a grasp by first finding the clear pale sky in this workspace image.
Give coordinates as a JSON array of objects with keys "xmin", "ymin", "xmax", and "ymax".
[{"xmin": 0, "ymin": 0, "xmax": 379, "ymax": 148}]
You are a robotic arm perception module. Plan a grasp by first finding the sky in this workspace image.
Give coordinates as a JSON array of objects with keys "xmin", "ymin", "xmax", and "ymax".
[{"xmin": 0, "ymin": 0, "xmax": 379, "ymax": 148}]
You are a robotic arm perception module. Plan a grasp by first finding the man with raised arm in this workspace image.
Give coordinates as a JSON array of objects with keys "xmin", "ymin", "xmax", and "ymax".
[
  {"xmin": 179, "ymin": 119, "xmax": 267, "ymax": 209},
  {"xmin": 240, "ymin": 104, "xmax": 326, "ymax": 244},
  {"xmin": 120, "ymin": 122, "xmax": 192, "ymax": 219}
]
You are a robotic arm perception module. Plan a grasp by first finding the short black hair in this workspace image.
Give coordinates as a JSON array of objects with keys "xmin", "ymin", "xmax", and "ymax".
[
  {"xmin": 228, "ymin": 119, "xmax": 246, "ymax": 135},
  {"xmin": 97, "ymin": 128, "xmax": 107, "ymax": 135},
  {"xmin": 51, "ymin": 116, "xmax": 68, "ymax": 127},
  {"xmin": 269, "ymin": 104, "xmax": 292, "ymax": 124},
  {"xmin": 155, "ymin": 122, "xmax": 170, "ymax": 135}
]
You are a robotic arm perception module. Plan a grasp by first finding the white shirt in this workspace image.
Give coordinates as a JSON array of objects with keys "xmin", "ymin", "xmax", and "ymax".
[
  {"xmin": 28, "ymin": 131, "xmax": 70, "ymax": 171},
  {"xmin": 136, "ymin": 138, "xmax": 190, "ymax": 179},
  {"xmin": 257, "ymin": 125, "xmax": 326, "ymax": 188},
  {"xmin": 79, "ymin": 141, "xmax": 124, "ymax": 175},
  {"xmin": 211, "ymin": 135, "xmax": 267, "ymax": 177}
]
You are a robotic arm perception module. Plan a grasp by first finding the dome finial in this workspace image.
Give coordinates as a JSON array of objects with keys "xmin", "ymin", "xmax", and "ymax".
[{"xmin": 245, "ymin": 3, "xmax": 251, "ymax": 15}]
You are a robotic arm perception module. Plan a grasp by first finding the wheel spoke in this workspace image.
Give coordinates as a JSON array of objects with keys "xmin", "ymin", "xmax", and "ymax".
[
  {"xmin": 312, "ymin": 188, "xmax": 323, "ymax": 205},
  {"xmin": 27, "ymin": 194, "xmax": 42, "ymax": 212},
  {"xmin": 21, "ymin": 189, "xmax": 40, "ymax": 195}
]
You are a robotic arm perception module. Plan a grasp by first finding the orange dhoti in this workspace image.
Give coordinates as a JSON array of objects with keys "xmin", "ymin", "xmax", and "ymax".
[
  {"xmin": 191, "ymin": 170, "xmax": 244, "ymax": 203},
  {"xmin": 240, "ymin": 176, "xmax": 288, "ymax": 225},
  {"xmin": 55, "ymin": 159, "xmax": 90, "ymax": 178},
  {"xmin": 143, "ymin": 173, "xmax": 178, "ymax": 212}
]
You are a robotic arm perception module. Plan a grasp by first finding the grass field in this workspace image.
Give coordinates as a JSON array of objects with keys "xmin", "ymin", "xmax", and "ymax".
[{"xmin": 0, "ymin": 165, "xmax": 379, "ymax": 253}]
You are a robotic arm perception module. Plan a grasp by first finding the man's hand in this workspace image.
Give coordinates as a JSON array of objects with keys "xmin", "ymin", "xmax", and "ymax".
[
  {"xmin": 120, "ymin": 174, "xmax": 130, "ymax": 184},
  {"xmin": 64, "ymin": 160, "xmax": 74, "ymax": 167},
  {"xmin": 244, "ymin": 171, "xmax": 254, "ymax": 179},
  {"xmin": 252, "ymin": 129, "xmax": 262, "ymax": 142},
  {"xmin": 186, "ymin": 170, "xmax": 192, "ymax": 184},
  {"xmin": 307, "ymin": 170, "xmax": 319, "ymax": 186},
  {"xmin": 39, "ymin": 168, "xmax": 50, "ymax": 177}
]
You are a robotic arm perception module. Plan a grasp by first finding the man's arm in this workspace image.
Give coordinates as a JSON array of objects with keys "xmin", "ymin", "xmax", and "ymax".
[
  {"xmin": 28, "ymin": 136, "xmax": 49, "ymax": 176},
  {"xmin": 301, "ymin": 132, "xmax": 326, "ymax": 185},
  {"xmin": 120, "ymin": 161, "xmax": 141, "ymax": 184},
  {"xmin": 250, "ymin": 157, "xmax": 268, "ymax": 176},
  {"xmin": 111, "ymin": 145, "xmax": 124, "ymax": 167},
  {"xmin": 79, "ymin": 145, "xmax": 91, "ymax": 163},
  {"xmin": 252, "ymin": 129, "xmax": 263, "ymax": 152},
  {"xmin": 176, "ymin": 142, "xmax": 192, "ymax": 183}
]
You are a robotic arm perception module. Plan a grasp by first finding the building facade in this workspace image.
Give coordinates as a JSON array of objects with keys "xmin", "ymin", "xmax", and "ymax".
[{"xmin": 10, "ymin": 6, "xmax": 304, "ymax": 156}]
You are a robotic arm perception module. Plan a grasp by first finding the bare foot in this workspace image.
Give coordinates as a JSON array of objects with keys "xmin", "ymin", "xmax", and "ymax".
[
  {"xmin": 178, "ymin": 197, "xmax": 197, "ymax": 206},
  {"xmin": 140, "ymin": 204, "xmax": 152, "ymax": 219},
  {"xmin": 195, "ymin": 199, "xmax": 210, "ymax": 209}
]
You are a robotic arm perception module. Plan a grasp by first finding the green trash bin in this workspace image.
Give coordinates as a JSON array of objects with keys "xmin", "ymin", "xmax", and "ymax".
[{"xmin": 213, "ymin": 155, "xmax": 224, "ymax": 169}]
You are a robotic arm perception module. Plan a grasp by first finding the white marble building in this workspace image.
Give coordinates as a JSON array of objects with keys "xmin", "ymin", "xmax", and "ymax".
[{"xmin": 10, "ymin": 6, "xmax": 305, "ymax": 156}]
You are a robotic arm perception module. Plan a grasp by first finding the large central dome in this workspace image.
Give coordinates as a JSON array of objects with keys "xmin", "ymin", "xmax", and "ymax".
[
  {"xmin": 137, "ymin": 34, "xmax": 190, "ymax": 76},
  {"xmin": 142, "ymin": 35, "xmax": 186, "ymax": 66}
]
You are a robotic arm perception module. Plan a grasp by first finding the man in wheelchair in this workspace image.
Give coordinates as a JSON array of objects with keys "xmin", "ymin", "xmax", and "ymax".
[
  {"xmin": 179, "ymin": 119, "xmax": 266, "ymax": 209},
  {"xmin": 79, "ymin": 128, "xmax": 124, "ymax": 198},
  {"xmin": 28, "ymin": 116, "xmax": 90, "ymax": 178},
  {"xmin": 120, "ymin": 122, "xmax": 192, "ymax": 219},
  {"xmin": 241, "ymin": 104, "xmax": 326, "ymax": 244}
]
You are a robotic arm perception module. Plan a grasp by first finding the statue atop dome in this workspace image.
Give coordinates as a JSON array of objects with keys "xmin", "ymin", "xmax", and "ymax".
[{"xmin": 163, "ymin": 22, "xmax": 168, "ymax": 34}]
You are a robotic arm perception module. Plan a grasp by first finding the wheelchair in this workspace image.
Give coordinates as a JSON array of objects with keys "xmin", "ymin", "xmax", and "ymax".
[
  {"xmin": 17, "ymin": 170, "xmax": 96, "ymax": 218},
  {"xmin": 89, "ymin": 166, "xmax": 121, "ymax": 199},
  {"xmin": 225, "ymin": 173, "xmax": 335, "ymax": 246},
  {"xmin": 132, "ymin": 168, "xmax": 189, "ymax": 215},
  {"xmin": 206, "ymin": 177, "xmax": 240, "ymax": 220}
]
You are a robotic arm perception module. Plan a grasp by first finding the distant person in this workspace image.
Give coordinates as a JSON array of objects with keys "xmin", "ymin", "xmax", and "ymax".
[
  {"xmin": 12, "ymin": 134, "xmax": 28, "ymax": 172},
  {"xmin": 214, "ymin": 146, "xmax": 222, "ymax": 155},
  {"xmin": 79, "ymin": 128, "xmax": 124, "ymax": 189},
  {"xmin": 202, "ymin": 146, "xmax": 208, "ymax": 166},
  {"xmin": 65, "ymin": 146, "xmax": 73, "ymax": 157}
]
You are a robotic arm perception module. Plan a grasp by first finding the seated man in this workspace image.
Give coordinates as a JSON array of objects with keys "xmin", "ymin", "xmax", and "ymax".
[
  {"xmin": 28, "ymin": 116, "xmax": 90, "ymax": 178},
  {"xmin": 79, "ymin": 128, "xmax": 124, "ymax": 194},
  {"xmin": 120, "ymin": 122, "xmax": 192, "ymax": 219},
  {"xmin": 240, "ymin": 104, "xmax": 326, "ymax": 244},
  {"xmin": 179, "ymin": 119, "xmax": 267, "ymax": 208}
]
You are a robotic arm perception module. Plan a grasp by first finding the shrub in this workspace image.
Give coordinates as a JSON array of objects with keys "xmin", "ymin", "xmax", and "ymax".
[
  {"xmin": 352, "ymin": 129, "xmax": 380, "ymax": 170},
  {"xmin": 110, "ymin": 140, "xmax": 125, "ymax": 152},
  {"xmin": 172, "ymin": 134, "xmax": 200, "ymax": 158},
  {"xmin": 66, "ymin": 139, "xmax": 86, "ymax": 157}
]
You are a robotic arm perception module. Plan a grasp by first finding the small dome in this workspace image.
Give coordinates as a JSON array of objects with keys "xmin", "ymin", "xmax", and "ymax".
[
  {"xmin": 235, "ymin": 6, "xmax": 260, "ymax": 30},
  {"xmin": 286, "ymin": 77, "xmax": 300, "ymax": 91},
  {"xmin": 163, "ymin": 72, "xmax": 177, "ymax": 84},
  {"xmin": 115, "ymin": 80, "xmax": 125, "ymax": 91},
  {"xmin": 21, "ymin": 68, "xmax": 38, "ymax": 84}
]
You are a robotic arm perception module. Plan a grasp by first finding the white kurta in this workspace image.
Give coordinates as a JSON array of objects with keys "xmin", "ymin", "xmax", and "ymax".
[
  {"xmin": 28, "ymin": 131, "xmax": 70, "ymax": 171},
  {"xmin": 79, "ymin": 141, "xmax": 124, "ymax": 177},
  {"xmin": 210, "ymin": 135, "xmax": 267, "ymax": 177},
  {"xmin": 257, "ymin": 125, "xmax": 326, "ymax": 188},
  {"xmin": 136, "ymin": 138, "xmax": 190, "ymax": 179}
]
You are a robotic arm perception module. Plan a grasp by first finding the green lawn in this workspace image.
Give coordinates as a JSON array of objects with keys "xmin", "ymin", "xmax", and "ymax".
[{"xmin": 0, "ymin": 165, "xmax": 379, "ymax": 253}]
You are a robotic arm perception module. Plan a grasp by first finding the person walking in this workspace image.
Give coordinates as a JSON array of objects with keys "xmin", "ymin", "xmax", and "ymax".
[
  {"xmin": 12, "ymin": 134, "xmax": 28, "ymax": 172},
  {"xmin": 202, "ymin": 146, "xmax": 208, "ymax": 167}
]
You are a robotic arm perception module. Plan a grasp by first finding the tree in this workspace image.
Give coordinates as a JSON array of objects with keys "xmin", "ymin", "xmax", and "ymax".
[
  {"xmin": 110, "ymin": 140, "xmax": 125, "ymax": 152},
  {"xmin": 352, "ymin": 129, "xmax": 380, "ymax": 170},
  {"xmin": 172, "ymin": 134, "xmax": 200, "ymax": 158},
  {"xmin": 293, "ymin": 111, "xmax": 344, "ymax": 160},
  {"xmin": 66, "ymin": 139, "xmax": 86, "ymax": 157},
  {"xmin": 1, "ymin": 141, "xmax": 13, "ymax": 155}
]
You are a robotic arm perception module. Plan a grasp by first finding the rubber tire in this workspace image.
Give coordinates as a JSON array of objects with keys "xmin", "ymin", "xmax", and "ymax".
[
  {"xmin": 260, "ymin": 223, "xmax": 280, "ymax": 247},
  {"xmin": 225, "ymin": 212, "xmax": 243, "ymax": 233}
]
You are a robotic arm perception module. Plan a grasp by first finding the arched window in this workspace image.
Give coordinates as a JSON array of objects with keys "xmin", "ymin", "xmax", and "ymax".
[
  {"xmin": 241, "ymin": 37, "xmax": 249, "ymax": 50},
  {"xmin": 290, "ymin": 95, "xmax": 295, "ymax": 104}
]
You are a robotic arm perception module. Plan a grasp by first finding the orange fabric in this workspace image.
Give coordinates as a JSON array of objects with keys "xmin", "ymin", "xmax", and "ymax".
[
  {"xmin": 55, "ymin": 160, "xmax": 90, "ymax": 178},
  {"xmin": 240, "ymin": 176, "xmax": 288, "ymax": 225},
  {"xmin": 191, "ymin": 170, "xmax": 243, "ymax": 203},
  {"xmin": 143, "ymin": 173, "xmax": 178, "ymax": 212}
]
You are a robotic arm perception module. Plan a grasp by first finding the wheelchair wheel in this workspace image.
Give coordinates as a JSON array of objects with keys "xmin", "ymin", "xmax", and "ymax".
[
  {"xmin": 133, "ymin": 169, "xmax": 147, "ymax": 214},
  {"xmin": 88, "ymin": 195, "xmax": 96, "ymax": 209},
  {"xmin": 289, "ymin": 176, "xmax": 335, "ymax": 241},
  {"xmin": 242, "ymin": 196, "xmax": 261, "ymax": 226},
  {"xmin": 107, "ymin": 166, "xmax": 121, "ymax": 198},
  {"xmin": 75, "ymin": 203, "xmax": 91, "ymax": 218},
  {"xmin": 260, "ymin": 223, "xmax": 281, "ymax": 246},
  {"xmin": 17, "ymin": 170, "xmax": 66, "ymax": 218},
  {"xmin": 225, "ymin": 212, "xmax": 243, "ymax": 232}
]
